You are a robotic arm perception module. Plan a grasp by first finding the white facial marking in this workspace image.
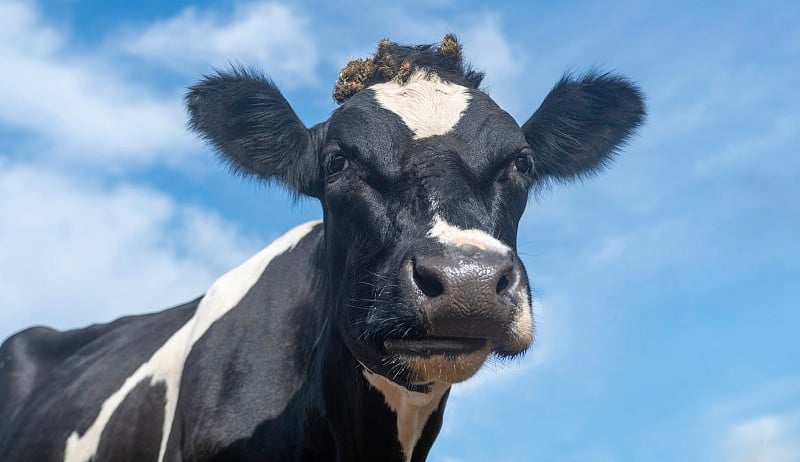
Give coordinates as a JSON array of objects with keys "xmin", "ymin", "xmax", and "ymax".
[
  {"xmin": 371, "ymin": 70, "xmax": 471, "ymax": 139},
  {"xmin": 427, "ymin": 214, "xmax": 511, "ymax": 255},
  {"xmin": 427, "ymin": 215, "xmax": 532, "ymax": 352},
  {"xmin": 63, "ymin": 221, "xmax": 321, "ymax": 462},
  {"xmin": 362, "ymin": 369, "xmax": 449, "ymax": 462},
  {"xmin": 510, "ymin": 289, "xmax": 534, "ymax": 351}
]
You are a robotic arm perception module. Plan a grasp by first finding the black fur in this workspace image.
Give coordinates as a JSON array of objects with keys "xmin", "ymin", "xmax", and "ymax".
[
  {"xmin": 186, "ymin": 68, "xmax": 322, "ymax": 197},
  {"xmin": 522, "ymin": 71, "xmax": 646, "ymax": 182}
]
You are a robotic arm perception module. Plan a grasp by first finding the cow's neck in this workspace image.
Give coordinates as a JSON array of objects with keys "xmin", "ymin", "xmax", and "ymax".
[
  {"xmin": 361, "ymin": 370, "xmax": 450, "ymax": 462},
  {"xmin": 309, "ymin": 301, "xmax": 450, "ymax": 462}
]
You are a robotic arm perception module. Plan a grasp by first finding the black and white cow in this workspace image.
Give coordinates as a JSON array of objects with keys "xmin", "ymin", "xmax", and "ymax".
[{"xmin": 0, "ymin": 36, "xmax": 644, "ymax": 461}]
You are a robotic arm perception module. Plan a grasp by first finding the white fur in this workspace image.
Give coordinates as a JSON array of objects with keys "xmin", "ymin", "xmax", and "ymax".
[
  {"xmin": 512, "ymin": 288, "xmax": 534, "ymax": 349},
  {"xmin": 371, "ymin": 70, "xmax": 471, "ymax": 139},
  {"xmin": 362, "ymin": 370, "xmax": 448, "ymax": 462},
  {"xmin": 427, "ymin": 214, "xmax": 510, "ymax": 255},
  {"xmin": 63, "ymin": 221, "xmax": 320, "ymax": 462}
]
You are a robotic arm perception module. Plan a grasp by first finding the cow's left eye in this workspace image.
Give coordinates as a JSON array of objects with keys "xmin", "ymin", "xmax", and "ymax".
[
  {"xmin": 513, "ymin": 150, "xmax": 533, "ymax": 174},
  {"xmin": 326, "ymin": 152, "xmax": 349, "ymax": 176}
]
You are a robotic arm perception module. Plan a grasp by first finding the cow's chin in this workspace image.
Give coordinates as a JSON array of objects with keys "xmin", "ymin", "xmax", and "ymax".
[
  {"xmin": 402, "ymin": 342, "xmax": 493, "ymax": 384},
  {"xmin": 354, "ymin": 339, "xmax": 493, "ymax": 389}
]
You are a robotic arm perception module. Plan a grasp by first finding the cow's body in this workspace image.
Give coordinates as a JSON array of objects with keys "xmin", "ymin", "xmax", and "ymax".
[
  {"xmin": 1, "ymin": 223, "xmax": 450, "ymax": 462},
  {"xmin": 0, "ymin": 36, "xmax": 644, "ymax": 461}
]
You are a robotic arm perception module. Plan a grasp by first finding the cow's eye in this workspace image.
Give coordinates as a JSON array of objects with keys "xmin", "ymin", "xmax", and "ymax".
[
  {"xmin": 326, "ymin": 152, "xmax": 348, "ymax": 176},
  {"xmin": 513, "ymin": 150, "xmax": 533, "ymax": 174}
]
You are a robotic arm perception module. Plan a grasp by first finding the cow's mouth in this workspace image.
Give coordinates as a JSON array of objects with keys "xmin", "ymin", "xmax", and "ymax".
[
  {"xmin": 384, "ymin": 337, "xmax": 487, "ymax": 357},
  {"xmin": 382, "ymin": 336, "xmax": 493, "ymax": 384}
]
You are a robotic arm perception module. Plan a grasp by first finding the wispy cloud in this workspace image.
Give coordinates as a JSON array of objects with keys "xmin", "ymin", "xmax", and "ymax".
[
  {"xmin": 724, "ymin": 415, "xmax": 800, "ymax": 462},
  {"xmin": 700, "ymin": 378, "xmax": 800, "ymax": 462},
  {"xmin": 0, "ymin": 159, "xmax": 260, "ymax": 341},
  {"xmin": 458, "ymin": 13, "xmax": 525, "ymax": 116},
  {"xmin": 117, "ymin": 2, "xmax": 318, "ymax": 88},
  {"xmin": 0, "ymin": 1, "xmax": 317, "ymax": 342},
  {"xmin": 692, "ymin": 113, "xmax": 800, "ymax": 178},
  {"xmin": 0, "ymin": 0, "xmax": 192, "ymax": 168}
]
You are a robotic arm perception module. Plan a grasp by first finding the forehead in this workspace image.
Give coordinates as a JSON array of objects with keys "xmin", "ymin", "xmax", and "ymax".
[
  {"xmin": 370, "ymin": 71, "xmax": 471, "ymax": 139},
  {"xmin": 327, "ymin": 72, "xmax": 525, "ymax": 168}
]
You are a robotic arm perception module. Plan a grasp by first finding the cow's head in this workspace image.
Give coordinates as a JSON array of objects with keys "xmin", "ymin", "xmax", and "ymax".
[{"xmin": 187, "ymin": 36, "xmax": 644, "ymax": 390}]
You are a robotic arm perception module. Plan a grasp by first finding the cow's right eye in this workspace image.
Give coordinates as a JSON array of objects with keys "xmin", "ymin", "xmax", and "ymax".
[
  {"xmin": 326, "ymin": 153, "xmax": 349, "ymax": 176},
  {"xmin": 513, "ymin": 149, "xmax": 533, "ymax": 174}
]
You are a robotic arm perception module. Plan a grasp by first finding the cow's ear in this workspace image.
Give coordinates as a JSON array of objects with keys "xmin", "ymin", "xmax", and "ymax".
[
  {"xmin": 186, "ymin": 69, "xmax": 322, "ymax": 197},
  {"xmin": 521, "ymin": 72, "xmax": 645, "ymax": 183}
]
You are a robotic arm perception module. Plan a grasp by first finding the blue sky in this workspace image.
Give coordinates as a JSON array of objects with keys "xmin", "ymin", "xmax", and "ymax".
[{"xmin": 1, "ymin": 0, "xmax": 798, "ymax": 460}]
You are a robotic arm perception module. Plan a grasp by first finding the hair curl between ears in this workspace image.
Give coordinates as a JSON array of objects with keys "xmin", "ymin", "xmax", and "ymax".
[{"xmin": 333, "ymin": 34, "xmax": 484, "ymax": 104}]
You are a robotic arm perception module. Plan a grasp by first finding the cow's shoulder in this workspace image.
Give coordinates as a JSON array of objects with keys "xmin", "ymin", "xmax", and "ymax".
[
  {"xmin": 1, "ymin": 221, "xmax": 325, "ymax": 461},
  {"xmin": 166, "ymin": 222, "xmax": 328, "ymax": 459}
]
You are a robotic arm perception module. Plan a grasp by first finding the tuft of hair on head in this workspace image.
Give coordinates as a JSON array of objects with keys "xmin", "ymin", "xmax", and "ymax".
[
  {"xmin": 438, "ymin": 33, "xmax": 462, "ymax": 59},
  {"xmin": 332, "ymin": 58, "xmax": 377, "ymax": 104},
  {"xmin": 332, "ymin": 34, "xmax": 484, "ymax": 104}
]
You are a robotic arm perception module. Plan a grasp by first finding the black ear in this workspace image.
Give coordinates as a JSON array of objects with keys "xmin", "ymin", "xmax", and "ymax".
[
  {"xmin": 186, "ymin": 68, "xmax": 321, "ymax": 197},
  {"xmin": 522, "ymin": 72, "xmax": 645, "ymax": 182}
]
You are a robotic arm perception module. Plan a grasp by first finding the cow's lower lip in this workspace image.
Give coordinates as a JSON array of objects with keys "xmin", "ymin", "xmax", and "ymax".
[{"xmin": 383, "ymin": 337, "xmax": 487, "ymax": 356}]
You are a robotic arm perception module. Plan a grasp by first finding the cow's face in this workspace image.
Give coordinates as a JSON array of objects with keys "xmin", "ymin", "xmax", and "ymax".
[
  {"xmin": 320, "ymin": 72, "xmax": 534, "ymax": 386},
  {"xmin": 187, "ymin": 42, "xmax": 644, "ymax": 389}
]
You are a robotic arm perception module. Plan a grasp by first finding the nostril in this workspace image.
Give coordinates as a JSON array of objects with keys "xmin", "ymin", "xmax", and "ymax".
[
  {"xmin": 496, "ymin": 274, "xmax": 510, "ymax": 294},
  {"xmin": 412, "ymin": 259, "xmax": 445, "ymax": 298},
  {"xmin": 495, "ymin": 264, "xmax": 518, "ymax": 296}
]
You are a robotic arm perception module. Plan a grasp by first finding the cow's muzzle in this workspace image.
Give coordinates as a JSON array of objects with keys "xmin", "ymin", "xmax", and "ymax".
[
  {"xmin": 385, "ymin": 247, "xmax": 533, "ymax": 383},
  {"xmin": 411, "ymin": 250, "xmax": 522, "ymax": 337}
]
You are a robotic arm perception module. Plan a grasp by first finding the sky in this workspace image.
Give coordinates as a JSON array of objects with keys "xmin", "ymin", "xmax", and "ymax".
[{"xmin": 1, "ymin": 0, "xmax": 798, "ymax": 460}]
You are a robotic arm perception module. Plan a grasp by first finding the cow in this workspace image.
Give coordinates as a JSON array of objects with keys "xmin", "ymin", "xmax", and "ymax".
[{"xmin": 0, "ymin": 35, "xmax": 644, "ymax": 462}]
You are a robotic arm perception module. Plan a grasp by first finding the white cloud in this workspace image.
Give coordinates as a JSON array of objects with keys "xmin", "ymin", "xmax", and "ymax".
[
  {"xmin": 584, "ymin": 216, "xmax": 708, "ymax": 272},
  {"xmin": 0, "ymin": 159, "xmax": 261, "ymax": 341},
  {"xmin": 725, "ymin": 415, "xmax": 800, "ymax": 462},
  {"xmin": 458, "ymin": 13, "xmax": 524, "ymax": 116},
  {"xmin": 118, "ymin": 2, "xmax": 318, "ymax": 87},
  {"xmin": 0, "ymin": 0, "xmax": 193, "ymax": 168},
  {"xmin": 0, "ymin": 0, "xmax": 61, "ymax": 54},
  {"xmin": 0, "ymin": 0, "xmax": 325, "ymax": 351},
  {"xmin": 704, "ymin": 380, "xmax": 800, "ymax": 462}
]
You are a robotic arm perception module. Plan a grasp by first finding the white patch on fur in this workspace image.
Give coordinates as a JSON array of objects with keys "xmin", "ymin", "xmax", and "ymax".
[
  {"xmin": 362, "ymin": 370, "xmax": 449, "ymax": 462},
  {"xmin": 63, "ymin": 221, "xmax": 320, "ymax": 462},
  {"xmin": 427, "ymin": 214, "xmax": 510, "ymax": 254},
  {"xmin": 371, "ymin": 70, "xmax": 471, "ymax": 139}
]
